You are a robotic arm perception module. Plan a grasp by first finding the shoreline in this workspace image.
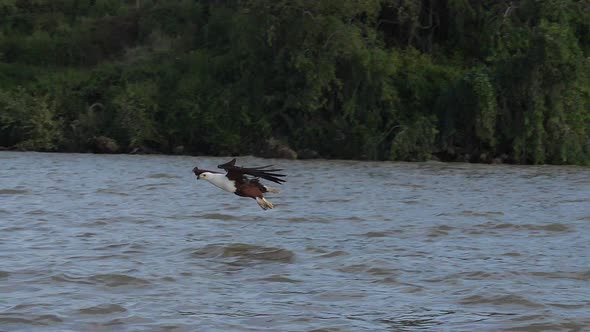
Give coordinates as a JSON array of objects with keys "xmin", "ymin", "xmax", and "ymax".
[{"xmin": 3, "ymin": 147, "xmax": 587, "ymax": 166}]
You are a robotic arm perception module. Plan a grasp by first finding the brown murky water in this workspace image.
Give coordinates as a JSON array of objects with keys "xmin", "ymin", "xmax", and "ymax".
[{"xmin": 1, "ymin": 152, "xmax": 589, "ymax": 331}]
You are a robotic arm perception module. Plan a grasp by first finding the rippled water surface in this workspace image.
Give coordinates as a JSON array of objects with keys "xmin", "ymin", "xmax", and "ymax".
[{"xmin": 1, "ymin": 152, "xmax": 589, "ymax": 331}]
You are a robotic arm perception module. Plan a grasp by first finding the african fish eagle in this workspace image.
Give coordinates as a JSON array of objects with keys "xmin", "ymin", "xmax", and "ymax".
[{"xmin": 192, "ymin": 159, "xmax": 286, "ymax": 210}]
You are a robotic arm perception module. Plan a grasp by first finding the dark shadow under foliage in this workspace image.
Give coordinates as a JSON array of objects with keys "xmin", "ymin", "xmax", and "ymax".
[{"xmin": 1, "ymin": 0, "xmax": 589, "ymax": 164}]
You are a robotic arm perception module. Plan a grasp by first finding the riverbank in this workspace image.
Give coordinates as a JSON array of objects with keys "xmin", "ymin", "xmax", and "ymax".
[{"xmin": 0, "ymin": 142, "xmax": 545, "ymax": 166}]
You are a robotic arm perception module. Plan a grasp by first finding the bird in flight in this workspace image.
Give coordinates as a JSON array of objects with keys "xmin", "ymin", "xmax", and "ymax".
[{"xmin": 192, "ymin": 159, "xmax": 286, "ymax": 210}]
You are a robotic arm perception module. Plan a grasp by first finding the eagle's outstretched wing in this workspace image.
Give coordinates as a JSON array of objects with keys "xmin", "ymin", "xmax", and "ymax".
[{"xmin": 218, "ymin": 158, "xmax": 286, "ymax": 184}]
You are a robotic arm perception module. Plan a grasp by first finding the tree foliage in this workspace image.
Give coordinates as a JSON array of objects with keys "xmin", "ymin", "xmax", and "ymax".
[{"xmin": 0, "ymin": 0, "xmax": 588, "ymax": 164}]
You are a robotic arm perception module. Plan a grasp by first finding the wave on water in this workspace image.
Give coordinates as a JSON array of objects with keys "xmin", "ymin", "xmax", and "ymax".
[
  {"xmin": 147, "ymin": 173, "xmax": 182, "ymax": 179},
  {"xmin": 477, "ymin": 222, "xmax": 571, "ymax": 232},
  {"xmin": 528, "ymin": 270, "xmax": 590, "ymax": 281},
  {"xmin": 189, "ymin": 243, "xmax": 295, "ymax": 264},
  {"xmin": 96, "ymin": 188, "xmax": 129, "ymax": 196},
  {"xmin": 256, "ymin": 275, "xmax": 302, "ymax": 283},
  {"xmin": 197, "ymin": 213, "xmax": 237, "ymax": 221},
  {"xmin": 89, "ymin": 274, "xmax": 151, "ymax": 287},
  {"xmin": 52, "ymin": 273, "xmax": 150, "ymax": 287},
  {"xmin": 0, "ymin": 189, "xmax": 30, "ymax": 195},
  {"xmin": 78, "ymin": 304, "xmax": 127, "ymax": 315},
  {"xmin": 459, "ymin": 294, "xmax": 545, "ymax": 308},
  {"xmin": 0, "ymin": 314, "xmax": 63, "ymax": 327}
]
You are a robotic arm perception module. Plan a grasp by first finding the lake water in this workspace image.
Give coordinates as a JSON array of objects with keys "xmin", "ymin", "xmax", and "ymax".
[{"xmin": 1, "ymin": 152, "xmax": 589, "ymax": 331}]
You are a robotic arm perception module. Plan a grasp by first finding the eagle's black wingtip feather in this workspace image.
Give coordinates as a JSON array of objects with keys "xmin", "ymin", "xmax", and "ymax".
[
  {"xmin": 217, "ymin": 158, "xmax": 237, "ymax": 169},
  {"xmin": 218, "ymin": 159, "xmax": 287, "ymax": 184}
]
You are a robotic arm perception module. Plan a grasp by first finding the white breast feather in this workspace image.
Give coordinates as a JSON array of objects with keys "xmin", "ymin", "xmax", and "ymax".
[{"xmin": 206, "ymin": 173, "xmax": 237, "ymax": 193}]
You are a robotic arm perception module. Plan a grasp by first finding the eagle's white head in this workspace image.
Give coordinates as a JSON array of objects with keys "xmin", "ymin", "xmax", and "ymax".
[
  {"xmin": 197, "ymin": 171, "xmax": 213, "ymax": 180},
  {"xmin": 195, "ymin": 170, "xmax": 236, "ymax": 193}
]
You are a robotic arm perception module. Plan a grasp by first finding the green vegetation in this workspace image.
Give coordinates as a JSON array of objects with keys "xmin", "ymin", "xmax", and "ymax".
[{"xmin": 1, "ymin": 0, "xmax": 589, "ymax": 164}]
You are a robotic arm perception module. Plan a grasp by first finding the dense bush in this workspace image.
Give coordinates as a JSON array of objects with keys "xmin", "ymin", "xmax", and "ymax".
[{"xmin": 0, "ymin": 0, "xmax": 588, "ymax": 164}]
